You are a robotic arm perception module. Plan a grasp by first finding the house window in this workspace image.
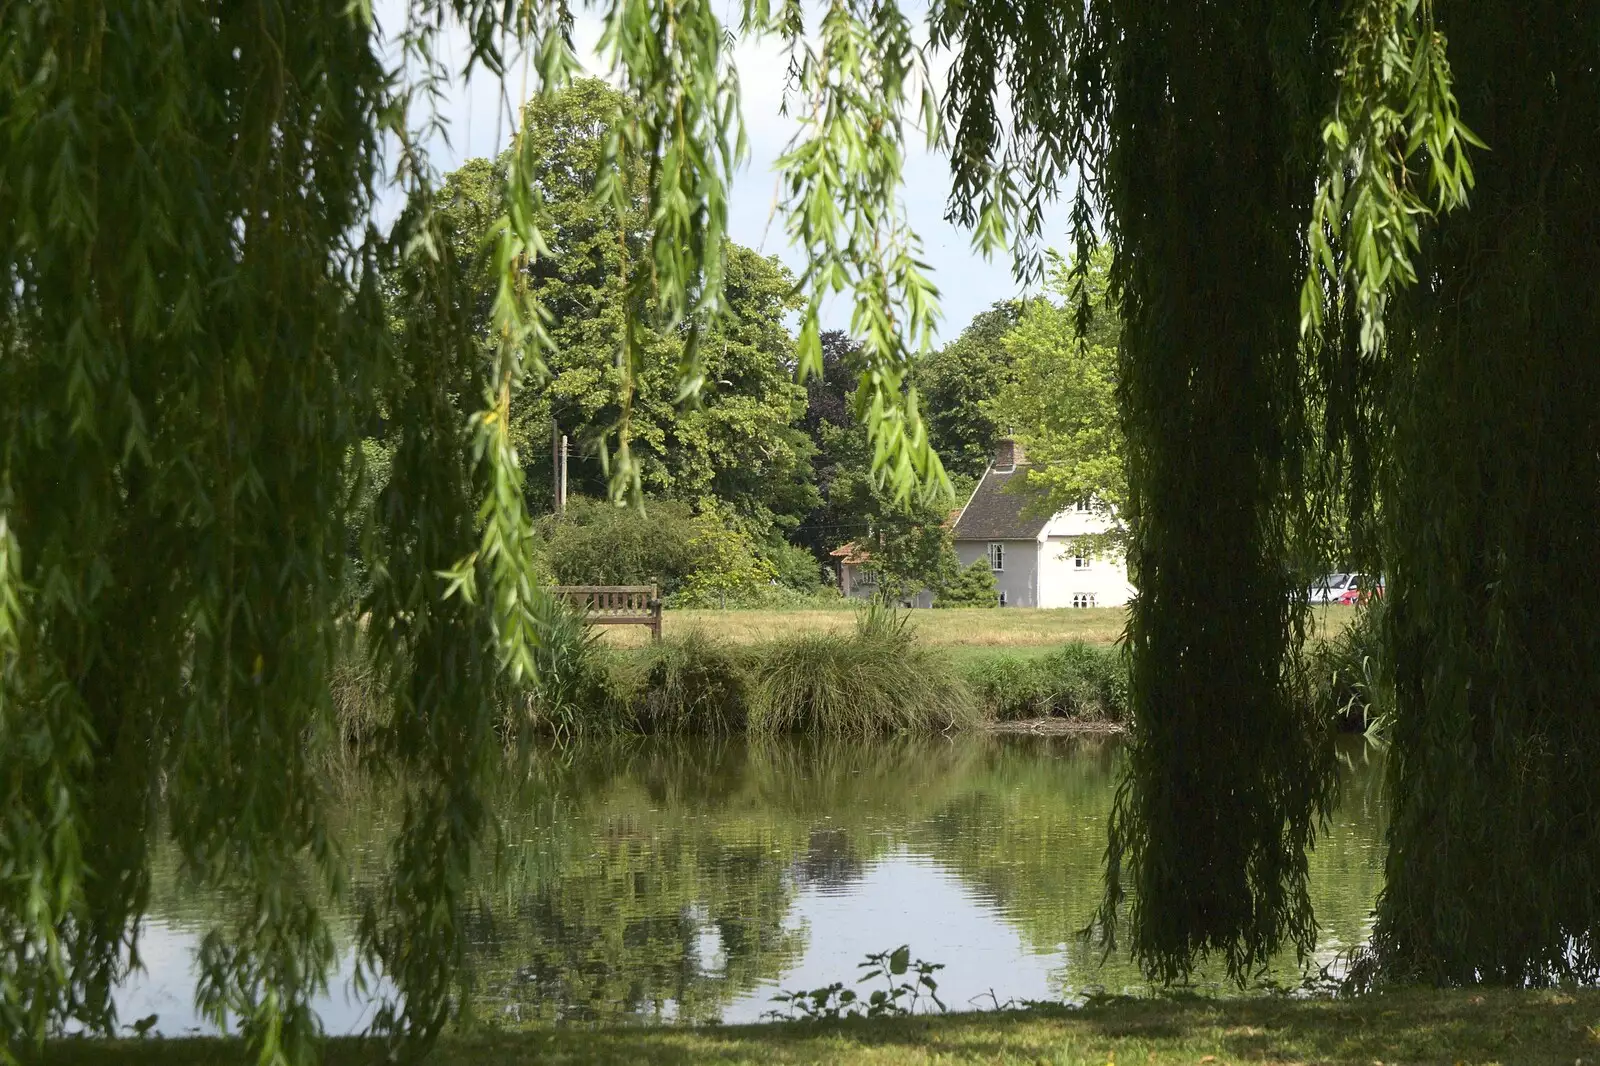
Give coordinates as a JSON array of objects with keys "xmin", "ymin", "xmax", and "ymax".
[
  {"xmin": 1072, "ymin": 593, "xmax": 1097, "ymax": 609},
  {"xmin": 1073, "ymin": 554, "xmax": 1091, "ymax": 570},
  {"xmin": 1074, "ymin": 499, "xmax": 1092, "ymax": 513},
  {"xmin": 857, "ymin": 567, "xmax": 879, "ymax": 586},
  {"xmin": 987, "ymin": 543, "xmax": 1005, "ymax": 571}
]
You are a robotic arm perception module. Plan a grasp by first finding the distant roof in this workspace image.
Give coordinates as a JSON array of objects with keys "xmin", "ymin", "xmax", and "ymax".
[
  {"xmin": 952, "ymin": 465, "xmax": 1051, "ymax": 541},
  {"xmin": 829, "ymin": 541, "xmax": 869, "ymax": 564}
]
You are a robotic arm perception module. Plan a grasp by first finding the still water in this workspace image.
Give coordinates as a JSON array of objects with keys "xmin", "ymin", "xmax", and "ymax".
[{"xmin": 122, "ymin": 734, "xmax": 1387, "ymax": 1034}]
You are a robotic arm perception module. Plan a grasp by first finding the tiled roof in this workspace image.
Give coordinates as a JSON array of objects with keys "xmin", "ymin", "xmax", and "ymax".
[
  {"xmin": 829, "ymin": 541, "xmax": 869, "ymax": 564},
  {"xmin": 952, "ymin": 465, "xmax": 1050, "ymax": 541}
]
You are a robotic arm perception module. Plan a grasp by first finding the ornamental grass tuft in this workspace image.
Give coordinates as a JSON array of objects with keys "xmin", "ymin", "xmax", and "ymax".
[
  {"xmin": 749, "ymin": 604, "xmax": 977, "ymax": 736},
  {"xmin": 628, "ymin": 629, "xmax": 751, "ymax": 735}
]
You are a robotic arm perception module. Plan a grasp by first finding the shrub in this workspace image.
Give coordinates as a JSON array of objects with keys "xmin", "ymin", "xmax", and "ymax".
[
  {"xmin": 504, "ymin": 597, "xmax": 627, "ymax": 739},
  {"xmin": 768, "ymin": 539, "xmax": 829, "ymax": 593},
  {"xmin": 540, "ymin": 496, "xmax": 703, "ymax": 591},
  {"xmin": 1306, "ymin": 600, "xmax": 1391, "ymax": 735},
  {"xmin": 541, "ymin": 496, "xmax": 776, "ymax": 605},
  {"xmin": 669, "ymin": 521, "xmax": 777, "ymax": 607},
  {"xmin": 935, "ymin": 558, "xmax": 999, "ymax": 608},
  {"xmin": 749, "ymin": 605, "xmax": 977, "ymax": 736},
  {"xmin": 628, "ymin": 629, "xmax": 750, "ymax": 735},
  {"xmin": 965, "ymin": 642, "xmax": 1128, "ymax": 721}
]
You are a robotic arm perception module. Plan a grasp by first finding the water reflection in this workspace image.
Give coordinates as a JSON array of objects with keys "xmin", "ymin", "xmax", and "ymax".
[{"xmin": 127, "ymin": 733, "xmax": 1386, "ymax": 1032}]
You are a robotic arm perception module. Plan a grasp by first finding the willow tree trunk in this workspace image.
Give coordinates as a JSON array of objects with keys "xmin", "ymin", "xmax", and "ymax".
[{"xmin": 1369, "ymin": 1, "xmax": 1600, "ymax": 985}]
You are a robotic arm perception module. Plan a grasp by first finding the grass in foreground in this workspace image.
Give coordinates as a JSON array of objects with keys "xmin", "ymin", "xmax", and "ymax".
[{"xmin": 40, "ymin": 989, "xmax": 1600, "ymax": 1065}]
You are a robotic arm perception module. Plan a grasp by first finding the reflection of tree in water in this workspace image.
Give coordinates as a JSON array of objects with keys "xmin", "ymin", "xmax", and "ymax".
[
  {"xmin": 458, "ymin": 735, "xmax": 981, "ymax": 1024},
  {"xmin": 911, "ymin": 735, "xmax": 1388, "ymax": 994},
  {"xmin": 464, "ymin": 834, "xmax": 804, "ymax": 1024},
  {"xmin": 136, "ymin": 733, "xmax": 1387, "ymax": 1025},
  {"xmin": 793, "ymin": 827, "xmax": 866, "ymax": 891}
]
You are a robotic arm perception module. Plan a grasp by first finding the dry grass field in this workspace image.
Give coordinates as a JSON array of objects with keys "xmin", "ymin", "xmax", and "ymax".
[
  {"xmin": 600, "ymin": 606, "xmax": 1130, "ymax": 649},
  {"xmin": 600, "ymin": 603, "xmax": 1356, "ymax": 651}
]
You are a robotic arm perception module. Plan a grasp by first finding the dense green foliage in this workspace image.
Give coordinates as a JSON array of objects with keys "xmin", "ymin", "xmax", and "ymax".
[
  {"xmin": 934, "ymin": 560, "xmax": 1000, "ymax": 609},
  {"xmin": 420, "ymin": 83, "xmax": 820, "ymax": 540},
  {"xmin": 989, "ymin": 249, "xmax": 1125, "ymax": 535},
  {"xmin": 796, "ymin": 333, "xmax": 966, "ymax": 598},
  {"xmin": 962, "ymin": 645, "xmax": 1127, "ymax": 722},
  {"xmin": 538, "ymin": 497, "xmax": 777, "ymax": 605},
  {"xmin": 1347, "ymin": 8, "xmax": 1600, "ymax": 987},
  {"xmin": 930, "ymin": 0, "xmax": 1599, "ymax": 993},
  {"xmin": 914, "ymin": 304, "xmax": 1024, "ymax": 479}
]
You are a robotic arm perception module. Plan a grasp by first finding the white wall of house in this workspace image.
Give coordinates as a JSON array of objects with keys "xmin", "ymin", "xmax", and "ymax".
[
  {"xmin": 1037, "ymin": 536, "xmax": 1134, "ymax": 608},
  {"xmin": 954, "ymin": 539, "xmax": 1040, "ymax": 607},
  {"xmin": 1036, "ymin": 507, "xmax": 1133, "ymax": 608}
]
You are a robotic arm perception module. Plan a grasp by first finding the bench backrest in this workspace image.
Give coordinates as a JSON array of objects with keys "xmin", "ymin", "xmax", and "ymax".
[{"xmin": 552, "ymin": 585, "xmax": 662, "ymax": 640}]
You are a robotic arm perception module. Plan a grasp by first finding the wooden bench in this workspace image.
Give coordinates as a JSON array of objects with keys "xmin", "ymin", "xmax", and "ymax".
[{"xmin": 553, "ymin": 585, "xmax": 662, "ymax": 642}]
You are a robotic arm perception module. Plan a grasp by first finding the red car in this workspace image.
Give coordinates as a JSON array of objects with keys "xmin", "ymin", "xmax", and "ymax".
[{"xmin": 1336, "ymin": 574, "xmax": 1383, "ymax": 605}]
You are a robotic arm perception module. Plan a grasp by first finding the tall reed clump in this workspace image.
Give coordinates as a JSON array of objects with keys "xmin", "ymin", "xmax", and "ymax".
[
  {"xmin": 628, "ymin": 629, "xmax": 750, "ymax": 735},
  {"xmin": 329, "ymin": 628, "xmax": 392, "ymax": 759},
  {"xmin": 1305, "ymin": 601, "xmax": 1391, "ymax": 736},
  {"xmin": 965, "ymin": 642, "xmax": 1129, "ymax": 722},
  {"xmin": 749, "ymin": 604, "xmax": 977, "ymax": 736},
  {"xmin": 503, "ymin": 598, "xmax": 627, "ymax": 741}
]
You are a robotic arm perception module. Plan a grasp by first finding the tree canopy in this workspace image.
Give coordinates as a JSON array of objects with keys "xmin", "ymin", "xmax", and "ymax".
[
  {"xmin": 4, "ymin": 1, "xmax": 1599, "ymax": 1063},
  {"xmin": 414, "ymin": 82, "xmax": 820, "ymax": 542},
  {"xmin": 988, "ymin": 248, "xmax": 1125, "ymax": 538}
]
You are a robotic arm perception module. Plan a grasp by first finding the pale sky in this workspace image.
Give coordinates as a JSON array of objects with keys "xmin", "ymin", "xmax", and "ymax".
[{"xmin": 371, "ymin": 2, "xmax": 1067, "ymax": 344}]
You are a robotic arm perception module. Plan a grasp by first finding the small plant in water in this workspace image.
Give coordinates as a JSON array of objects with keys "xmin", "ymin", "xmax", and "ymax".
[{"xmin": 767, "ymin": 945, "xmax": 947, "ymax": 1021}]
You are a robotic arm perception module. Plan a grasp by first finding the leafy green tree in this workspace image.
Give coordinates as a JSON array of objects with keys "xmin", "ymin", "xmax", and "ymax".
[
  {"xmin": 989, "ymin": 249, "xmax": 1126, "ymax": 549},
  {"xmin": 796, "ymin": 332, "xmax": 955, "ymax": 597},
  {"xmin": 420, "ymin": 82, "xmax": 820, "ymax": 542},
  {"xmin": 915, "ymin": 302, "xmax": 1024, "ymax": 479},
  {"xmin": 934, "ymin": 559, "xmax": 999, "ymax": 608}
]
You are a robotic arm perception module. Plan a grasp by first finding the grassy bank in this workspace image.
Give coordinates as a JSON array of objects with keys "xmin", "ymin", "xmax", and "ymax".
[
  {"xmin": 336, "ymin": 603, "xmax": 1371, "ymax": 743},
  {"xmin": 40, "ymin": 988, "xmax": 1600, "ymax": 1064}
]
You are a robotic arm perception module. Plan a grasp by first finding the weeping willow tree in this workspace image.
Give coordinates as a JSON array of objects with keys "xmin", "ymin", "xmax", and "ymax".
[
  {"xmin": 0, "ymin": 1, "xmax": 944, "ymax": 1062},
  {"xmin": 1345, "ymin": 3, "xmax": 1600, "ymax": 986},
  {"xmin": 938, "ymin": 0, "xmax": 1346, "ymax": 981},
  {"xmin": 4, "ymin": 0, "xmax": 1599, "ymax": 1063}
]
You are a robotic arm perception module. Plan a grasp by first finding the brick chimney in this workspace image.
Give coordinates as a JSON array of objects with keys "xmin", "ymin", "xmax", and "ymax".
[{"xmin": 994, "ymin": 436, "xmax": 1025, "ymax": 471}]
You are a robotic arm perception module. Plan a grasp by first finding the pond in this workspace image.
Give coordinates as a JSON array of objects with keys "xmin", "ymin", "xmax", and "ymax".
[{"xmin": 120, "ymin": 733, "xmax": 1387, "ymax": 1035}]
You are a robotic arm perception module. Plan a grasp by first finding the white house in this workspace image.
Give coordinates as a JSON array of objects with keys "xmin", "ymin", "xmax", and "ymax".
[
  {"xmin": 949, "ymin": 438, "xmax": 1132, "ymax": 608},
  {"xmin": 833, "ymin": 438, "xmax": 1133, "ymax": 608}
]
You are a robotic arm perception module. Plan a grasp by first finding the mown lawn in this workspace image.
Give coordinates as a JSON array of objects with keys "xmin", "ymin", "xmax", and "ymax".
[{"xmin": 39, "ymin": 989, "xmax": 1600, "ymax": 1065}]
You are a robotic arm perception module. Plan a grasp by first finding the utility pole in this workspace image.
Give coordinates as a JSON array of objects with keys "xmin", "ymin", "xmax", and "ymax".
[{"xmin": 551, "ymin": 421, "xmax": 568, "ymax": 513}]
